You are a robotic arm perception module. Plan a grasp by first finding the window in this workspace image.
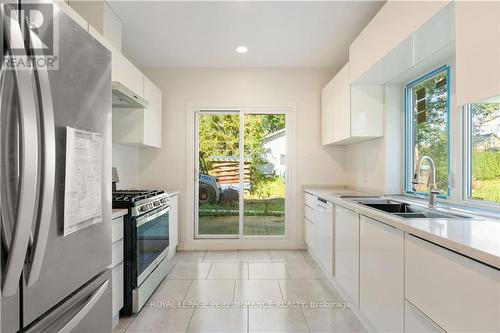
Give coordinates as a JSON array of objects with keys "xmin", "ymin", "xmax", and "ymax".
[
  {"xmin": 405, "ymin": 66, "xmax": 450, "ymax": 196},
  {"xmin": 465, "ymin": 102, "xmax": 500, "ymax": 204}
]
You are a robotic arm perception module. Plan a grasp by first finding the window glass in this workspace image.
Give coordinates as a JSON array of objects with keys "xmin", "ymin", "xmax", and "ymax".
[
  {"xmin": 469, "ymin": 103, "xmax": 500, "ymax": 203},
  {"xmin": 405, "ymin": 67, "xmax": 449, "ymax": 195}
]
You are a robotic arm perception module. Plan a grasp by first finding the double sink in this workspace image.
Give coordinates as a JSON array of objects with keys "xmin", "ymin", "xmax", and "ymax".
[{"xmin": 352, "ymin": 198, "xmax": 472, "ymax": 219}]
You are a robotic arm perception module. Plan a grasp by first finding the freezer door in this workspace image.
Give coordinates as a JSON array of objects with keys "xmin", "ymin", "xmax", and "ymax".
[
  {"xmin": 21, "ymin": 4, "xmax": 112, "ymax": 328},
  {"xmin": 24, "ymin": 270, "xmax": 112, "ymax": 333}
]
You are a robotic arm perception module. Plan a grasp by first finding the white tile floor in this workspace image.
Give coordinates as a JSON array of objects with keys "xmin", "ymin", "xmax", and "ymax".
[{"xmin": 114, "ymin": 250, "xmax": 367, "ymax": 333}]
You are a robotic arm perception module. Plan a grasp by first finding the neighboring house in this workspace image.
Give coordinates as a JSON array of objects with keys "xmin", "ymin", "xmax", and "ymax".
[
  {"xmin": 473, "ymin": 133, "xmax": 500, "ymax": 152},
  {"xmin": 261, "ymin": 128, "xmax": 286, "ymax": 177}
]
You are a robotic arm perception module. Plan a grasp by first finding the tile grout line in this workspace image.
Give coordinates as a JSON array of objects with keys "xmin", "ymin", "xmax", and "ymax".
[
  {"xmin": 300, "ymin": 306, "xmax": 313, "ymax": 333},
  {"xmin": 184, "ymin": 305, "xmax": 197, "ymax": 333},
  {"xmin": 200, "ymin": 250, "xmax": 207, "ymax": 262},
  {"xmin": 182, "ymin": 280, "xmax": 195, "ymax": 303},
  {"xmin": 277, "ymin": 279, "xmax": 285, "ymax": 303},
  {"xmin": 205, "ymin": 263, "xmax": 213, "ymax": 280}
]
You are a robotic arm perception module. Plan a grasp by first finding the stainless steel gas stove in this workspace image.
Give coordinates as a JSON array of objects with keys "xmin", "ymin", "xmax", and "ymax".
[{"xmin": 112, "ymin": 189, "xmax": 172, "ymax": 314}]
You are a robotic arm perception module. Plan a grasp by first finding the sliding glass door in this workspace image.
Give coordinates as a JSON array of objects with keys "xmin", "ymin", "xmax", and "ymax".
[{"xmin": 195, "ymin": 110, "xmax": 287, "ymax": 238}]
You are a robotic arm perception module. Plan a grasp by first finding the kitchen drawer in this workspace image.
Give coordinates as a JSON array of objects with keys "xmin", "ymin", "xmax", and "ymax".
[
  {"xmin": 405, "ymin": 234, "xmax": 500, "ymax": 333},
  {"xmin": 304, "ymin": 204, "xmax": 315, "ymax": 222},
  {"xmin": 112, "ymin": 262, "xmax": 124, "ymax": 316},
  {"xmin": 111, "ymin": 240, "xmax": 123, "ymax": 268},
  {"xmin": 111, "ymin": 216, "xmax": 124, "ymax": 243},
  {"xmin": 304, "ymin": 192, "xmax": 316, "ymax": 207}
]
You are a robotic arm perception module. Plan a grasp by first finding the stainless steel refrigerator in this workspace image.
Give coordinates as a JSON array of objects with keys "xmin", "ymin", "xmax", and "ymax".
[{"xmin": 1, "ymin": 1, "xmax": 112, "ymax": 332}]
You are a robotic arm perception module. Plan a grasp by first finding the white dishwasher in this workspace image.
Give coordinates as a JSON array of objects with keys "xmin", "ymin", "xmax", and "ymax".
[{"xmin": 314, "ymin": 197, "xmax": 334, "ymax": 276}]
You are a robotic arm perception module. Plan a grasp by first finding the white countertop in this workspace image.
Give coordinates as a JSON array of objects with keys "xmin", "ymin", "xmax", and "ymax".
[
  {"xmin": 304, "ymin": 187, "xmax": 500, "ymax": 269},
  {"xmin": 112, "ymin": 208, "xmax": 128, "ymax": 219}
]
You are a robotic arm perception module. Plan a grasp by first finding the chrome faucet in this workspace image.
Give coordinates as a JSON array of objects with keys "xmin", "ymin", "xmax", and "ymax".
[{"xmin": 412, "ymin": 155, "xmax": 441, "ymax": 208}]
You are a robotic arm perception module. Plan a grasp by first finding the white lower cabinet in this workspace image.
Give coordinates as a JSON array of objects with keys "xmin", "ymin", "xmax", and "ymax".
[
  {"xmin": 334, "ymin": 205, "xmax": 359, "ymax": 306},
  {"xmin": 110, "ymin": 214, "xmax": 125, "ymax": 327},
  {"xmin": 111, "ymin": 262, "xmax": 124, "ymax": 318},
  {"xmin": 359, "ymin": 216, "xmax": 404, "ymax": 333},
  {"xmin": 315, "ymin": 199, "xmax": 334, "ymax": 276},
  {"xmin": 405, "ymin": 234, "xmax": 500, "ymax": 333},
  {"xmin": 169, "ymin": 194, "xmax": 179, "ymax": 257},
  {"xmin": 405, "ymin": 300, "xmax": 445, "ymax": 333}
]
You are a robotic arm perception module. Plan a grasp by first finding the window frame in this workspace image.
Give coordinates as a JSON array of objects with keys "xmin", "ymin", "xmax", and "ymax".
[
  {"xmin": 462, "ymin": 104, "xmax": 500, "ymax": 208},
  {"xmin": 404, "ymin": 65, "xmax": 451, "ymax": 198}
]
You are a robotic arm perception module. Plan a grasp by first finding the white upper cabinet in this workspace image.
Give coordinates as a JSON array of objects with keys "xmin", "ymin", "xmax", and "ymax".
[
  {"xmin": 142, "ymin": 75, "xmax": 163, "ymax": 148},
  {"xmin": 112, "ymin": 52, "xmax": 144, "ymax": 99},
  {"xmin": 349, "ymin": 1, "xmax": 450, "ymax": 84},
  {"xmin": 359, "ymin": 216, "xmax": 404, "ymax": 333},
  {"xmin": 456, "ymin": 1, "xmax": 500, "ymax": 105},
  {"xmin": 113, "ymin": 75, "xmax": 162, "ymax": 148},
  {"xmin": 321, "ymin": 63, "xmax": 384, "ymax": 146},
  {"xmin": 69, "ymin": 0, "xmax": 122, "ymax": 51}
]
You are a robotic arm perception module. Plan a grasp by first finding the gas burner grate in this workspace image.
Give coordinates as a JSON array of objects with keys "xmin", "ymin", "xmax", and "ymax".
[{"xmin": 112, "ymin": 189, "xmax": 166, "ymax": 203}]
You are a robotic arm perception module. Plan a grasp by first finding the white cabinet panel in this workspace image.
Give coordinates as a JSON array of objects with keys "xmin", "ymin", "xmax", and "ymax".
[
  {"xmin": 102, "ymin": 1, "xmax": 122, "ymax": 51},
  {"xmin": 112, "ymin": 52, "xmax": 143, "ymax": 98},
  {"xmin": 405, "ymin": 234, "xmax": 500, "ymax": 333},
  {"xmin": 315, "ymin": 200, "xmax": 334, "ymax": 276},
  {"xmin": 321, "ymin": 63, "xmax": 383, "ymax": 146},
  {"xmin": 360, "ymin": 216, "xmax": 404, "ymax": 333},
  {"xmin": 304, "ymin": 205, "xmax": 315, "ymax": 222},
  {"xmin": 349, "ymin": 1, "xmax": 449, "ymax": 83},
  {"xmin": 304, "ymin": 192, "xmax": 317, "ymax": 208},
  {"xmin": 112, "ymin": 75, "xmax": 163, "ymax": 148},
  {"xmin": 304, "ymin": 216, "xmax": 315, "ymax": 250},
  {"xmin": 405, "ymin": 301, "xmax": 445, "ymax": 333},
  {"xmin": 111, "ymin": 262, "xmax": 124, "ymax": 316},
  {"xmin": 169, "ymin": 194, "xmax": 179, "ymax": 256},
  {"xmin": 334, "ymin": 205, "xmax": 359, "ymax": 306},
  {"xmin": 111, "ymin": 216, "xmax": 124, "ymax": 243},
  {"xmin": 142, "ymin": 75, "xmax": 163, "ymax": 148},
  {"xmin": 111, "ymin": 240, "xmax": 123, "ymax": 268},
  {"xmin": 456, "ymin": 1, "xmax": 500, "ymax": 105}
]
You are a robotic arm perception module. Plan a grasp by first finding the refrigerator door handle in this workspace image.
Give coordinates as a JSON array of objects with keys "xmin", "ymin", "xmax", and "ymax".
[
  {"xmin": 58, "ymin": 279, "xmax": 109, "ymax": 333},
  {"xmin": 25, "ymin": 24, "xmax": 56, "ymax": 288},
  {"xmin": 1, "ymin": 4, "xmax": 40, "ymax": 297}
]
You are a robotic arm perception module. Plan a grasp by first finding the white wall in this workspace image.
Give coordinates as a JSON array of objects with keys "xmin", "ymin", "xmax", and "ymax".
[
  {"xmin": 137, "ymin": 68, "xmax": 346, "ymax": 248},
  {"xmin": 112, "ymin": 143, "xmax": 142, "ymax": 189}
]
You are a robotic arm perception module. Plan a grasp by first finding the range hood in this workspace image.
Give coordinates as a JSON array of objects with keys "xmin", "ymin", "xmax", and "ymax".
[{"xmin": 112, "ymin": 81, "xmax": 149, "ymax": 108}]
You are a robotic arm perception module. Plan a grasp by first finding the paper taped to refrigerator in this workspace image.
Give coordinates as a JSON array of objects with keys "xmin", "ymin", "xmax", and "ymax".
[{"xmin": 64, "ymin": 126, "xmax": 103, "ymax": 236}]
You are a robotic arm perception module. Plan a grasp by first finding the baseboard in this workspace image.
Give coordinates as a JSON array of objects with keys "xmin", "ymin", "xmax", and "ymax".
[{"xmin": 178, "ymin": 239, "xmax": 307, "ymax": 251}]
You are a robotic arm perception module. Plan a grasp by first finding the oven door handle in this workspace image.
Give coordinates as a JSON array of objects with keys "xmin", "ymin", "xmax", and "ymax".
[{"xmin": 136, "ymin": 206, "xmax": 170, "ymax": 228}]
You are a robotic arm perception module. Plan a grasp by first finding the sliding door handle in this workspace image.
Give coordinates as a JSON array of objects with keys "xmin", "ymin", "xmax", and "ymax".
[
  {"xmin": 58, "ymin": 280, "xmax": 109, "ymax": 333},
  {"xmin": 26, "ymin": 24, "xmax": 56, "ymax": 288},
  {"xmin": 1, "ymin": 4, "xmax": 40, "ymax": 297}
]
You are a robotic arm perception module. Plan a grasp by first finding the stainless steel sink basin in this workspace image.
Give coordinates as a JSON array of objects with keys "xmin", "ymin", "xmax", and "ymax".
[{"xmin": 356, "ymin": 199, "xmax": 473, "ymax": 219}]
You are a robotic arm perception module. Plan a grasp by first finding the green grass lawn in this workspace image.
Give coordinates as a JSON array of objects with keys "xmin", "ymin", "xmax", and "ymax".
[{"xmin": 472, "ymin": 178, "xmax": 500, "ymax": 203}]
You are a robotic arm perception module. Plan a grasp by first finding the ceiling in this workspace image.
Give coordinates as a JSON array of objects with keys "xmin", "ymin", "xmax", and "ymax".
[{"xmin": 109, "ymin": 1, "xmax": 384, "ymax": 68}]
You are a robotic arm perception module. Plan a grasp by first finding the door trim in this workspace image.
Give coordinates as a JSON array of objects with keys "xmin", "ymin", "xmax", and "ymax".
[{"xmin": 187, "ymin": 104, "xmax": 296, "ymax": 242}]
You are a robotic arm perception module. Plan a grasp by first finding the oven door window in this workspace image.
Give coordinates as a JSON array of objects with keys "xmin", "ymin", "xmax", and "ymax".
[{"xmin": 136, "ymin": 207, "xmax": 169, "ymax": 280}]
